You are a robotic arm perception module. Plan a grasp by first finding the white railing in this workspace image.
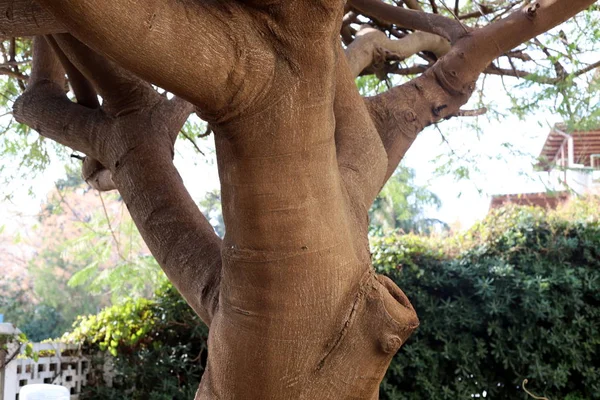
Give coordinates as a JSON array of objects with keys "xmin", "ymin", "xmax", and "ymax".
[{"xmin": 0, "ymin": 324, "xmax": 110, "ymax": 400}]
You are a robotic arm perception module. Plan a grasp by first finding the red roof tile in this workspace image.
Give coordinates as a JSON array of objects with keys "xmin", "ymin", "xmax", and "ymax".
[{"xmin": 490, "ymin": 192, "xmax": 570, "ymax": 210}]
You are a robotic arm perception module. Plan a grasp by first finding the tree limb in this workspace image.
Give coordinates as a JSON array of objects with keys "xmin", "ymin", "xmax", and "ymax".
[
  {"xmin": 345, "ymin": 26, "xmax": 450, "ymax": 77},
  {"xmin": 361, "ymin": 0, "xmax": 596, "ymax": 195},
  {"xmin": 0, "ymin": 67, "xmax": 27, "ymax": 80},
  {"xmin": 335, "ymin": 45, "xmax": 387, "ymax": 228},
  {"xmin": 14, "ymin": 36, "xmax": 221, "ymax": 325},
  {"xmin": 51, "ymin": 33, "xmax": 161, "ymax": 115},
  {"xmin": 46, "ymin": 35, "xmax": 98, "ymax": 108},
  {"xmin": 433, "ymin": 0, "xmax": 596, "ymax": 94},
  {"xmin": 348, "ymin": 0, "xmax": 468, "ymax": 43},
  {"xmin": 109, "ymin": 139, "xmax": 223, "ymax": 326},
  {"xmin": 364, "ymin": 70, "xmax": 473, "ymax": 185},
  {"xmin": 13, "ymin": 38, "xmax": 108, "ymax": 156},
  {"xmin": 35, "ymin": 0, "xmax": 257, "ymax": 121}
]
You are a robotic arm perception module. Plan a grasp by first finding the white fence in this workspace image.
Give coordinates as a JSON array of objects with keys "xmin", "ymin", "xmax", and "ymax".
[{"xmin": 0, "ymin": 324, "xmax": 109, "ymax": 400}]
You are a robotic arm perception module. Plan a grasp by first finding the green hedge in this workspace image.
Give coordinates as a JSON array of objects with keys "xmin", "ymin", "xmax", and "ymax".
[
  {"xmin": 66, "ymin": 198, "xmax": 600, "ymax": 399},
  {"xmin": 376, "ymin": 201, "xmax": 600, "ymax": 399}
]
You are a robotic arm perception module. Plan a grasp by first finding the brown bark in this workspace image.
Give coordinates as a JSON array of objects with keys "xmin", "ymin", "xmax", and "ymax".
[
  {"xmin": 44, "ymin": 35, "xmax": 112, "ymax": 190},
  {"xmin": 0, "ymin": 0, "xmax": 63, "ymax": 36},
  {"xmin": 6, "ymin": 0, "xmax": 596, "ymax": 399},
  {"xmin": 360, "ymin": 0, "xmax": 596, "ymax": 187},
  {"xmin": 345, "ymin": 26, "xmax": 450, "ymax": 77},
  {"xmin": 348, "ymin": 0, "xmax": 468, "ymax": 43}
]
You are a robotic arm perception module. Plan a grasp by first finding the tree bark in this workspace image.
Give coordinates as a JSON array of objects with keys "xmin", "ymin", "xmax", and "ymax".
[
  {"xmin": 0, "ymin": 0, "xmax": 63, "ymax": 36},
  {"xmin": 345, "ymin": 27, "xmax": 450, "ymax": 77}
]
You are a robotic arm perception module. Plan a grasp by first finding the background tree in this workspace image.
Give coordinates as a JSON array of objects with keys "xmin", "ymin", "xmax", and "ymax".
[
  {"xmin": 0, "ymin": 169, "xmax": 166, "ymax": 340},
  {"xmin": 369, "ymin": 165, "xmax": 445, "ymax": 235},
  {"xmin": 0, "ymin": 0, "xmax": 597, "ymax": 398}
]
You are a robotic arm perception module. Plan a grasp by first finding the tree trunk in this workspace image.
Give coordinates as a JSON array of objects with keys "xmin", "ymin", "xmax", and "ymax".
[{"xmin": 1, "ymin": 0, "xmax": 595, "ymax": 398}]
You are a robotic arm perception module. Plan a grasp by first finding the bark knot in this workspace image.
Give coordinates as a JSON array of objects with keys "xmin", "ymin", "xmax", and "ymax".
[
  {"xmin": 526, "ymin": 1, "xmax": 541, "ymax": 19},
  {"xmin": 403, "ymin": 109, "xmax": 417, "ymax": 122},
  {"xmin": 380, "ymin": 334, "xmax": 403, "ymax": 354},
  {"xmin": 432, "ymin": 104, "xmax": 448, "ymax": 116}
]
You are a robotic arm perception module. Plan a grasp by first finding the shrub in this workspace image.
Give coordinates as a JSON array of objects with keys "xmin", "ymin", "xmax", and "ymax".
[
  {"xmin": 64, "ymin": 284, "xmax": 208, "ymax": 400},
  {"xmin": 376, "ymin": 200, "xmax": 600, "ymax": 399}
]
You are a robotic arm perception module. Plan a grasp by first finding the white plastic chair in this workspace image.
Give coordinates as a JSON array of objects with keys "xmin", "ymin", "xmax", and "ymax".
[{"xmin": 20, "ymin": 384, "xmax": 70, "ymax": 400}]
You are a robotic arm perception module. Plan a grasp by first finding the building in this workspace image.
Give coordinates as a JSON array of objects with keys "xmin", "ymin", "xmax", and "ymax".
[{"xmin": 490, "ymin": 124, "xmax": 600, "ymax": 209}]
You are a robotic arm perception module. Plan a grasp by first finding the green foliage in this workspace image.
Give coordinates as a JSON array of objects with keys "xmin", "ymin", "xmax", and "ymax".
[
  {"xmin": 47, "ymin": 178, "xmax": 168, "ymax": 301},
  {"xmin": 356, "ymin": 75, "xmax": 389, "ymax": 96},
  {"xmin": 199, "ymin": 190, "xmax": 224, "ymax": 237},
  {"xmin": 66, "ymin": 298, "xmax": 155, "ymax": 357},
  {"xmin": 376, "ymin": 198, "xmax": 600, "ymax": 400},
  {"xmin": 68, "ymin": 198, "xmax": 599, "ymax": 399},
  {"xmin": 19, "ymin": 305, "xmax": 68, "ymax": 343},
  {"xmin": 0, "ymin": 252, "xmax": 99, "ymax": 342},
  {"xmin": 0, "ymin": 331, "xmax": 39, "ymax": 365},
  {"xmin": 65, "ymin": 283, "xmax": 208, "ymax": 400},
  {"xmin": 369, "ymin": 166, "xmax": 446, "ymax": 235}
]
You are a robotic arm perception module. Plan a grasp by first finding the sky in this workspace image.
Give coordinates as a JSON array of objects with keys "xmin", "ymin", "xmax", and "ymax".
[
  {"xmin": 403, "ymin": 88, "xmax": 562, "ymax": 229},
  {"xmin": 0, "ymin": 75, "xmax": 565, "ymax": 234}
]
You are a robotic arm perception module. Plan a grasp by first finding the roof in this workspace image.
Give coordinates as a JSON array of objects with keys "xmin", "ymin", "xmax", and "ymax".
[
  {"xmin": 489, "ymin": 192, "xmax": 570, "ymax": 210},
  {"xmin": 538, "ymin": 125, "xmax": 600, "ymax": 170}
]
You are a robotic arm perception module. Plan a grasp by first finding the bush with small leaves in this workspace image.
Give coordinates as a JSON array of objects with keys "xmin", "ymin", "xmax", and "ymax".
[
  {"xmin": 377, "ymin": 198, "xmax": 600, "ymax": 400},
  {"xmin": 64, "ymin": 284, "xmax": 208, "ymax": 400}
]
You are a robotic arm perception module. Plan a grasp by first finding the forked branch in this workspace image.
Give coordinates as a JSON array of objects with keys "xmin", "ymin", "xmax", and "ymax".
[
  {"xmin": 13, "ymin": 38, "xmax": 109, "ymax": 157},
  {"xmin": 35, "ymin": 0, "xmax": 247, "ymax": 119}
]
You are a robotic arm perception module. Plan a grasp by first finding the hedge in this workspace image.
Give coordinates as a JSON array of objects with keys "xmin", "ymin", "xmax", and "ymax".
[{"xmin": 65, "ymin": 197, "xmax": 600, "ymax": 399}]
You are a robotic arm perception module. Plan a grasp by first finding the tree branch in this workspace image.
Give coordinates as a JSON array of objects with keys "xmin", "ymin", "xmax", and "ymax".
[
  {"xmin": 51, "ymin": 33, "xmax": 160, "ymax": 115},
  {"xmin": 433, "ymin": 0, "xmax": 596, "ymax": 95},
  {"xmin": 361, "ymin": 0, "xmax": 596, "ymax": 193},
  {"xmin": 364, "ymin": 70, "xmax": 473, "ymax": 185},
  {"xmin": 335, "ymin": 45, "xmax": 387, "ymax": 227},
  {"xmin": 15, "ymin": 36, "xmax": 221, "ymax": 325},
  {"xmin": 109, "ymin": 139, "xmax": 223, "ymax": 325},
  {"xmin": 348, "ymin": 0, "xmax": 468, "ymax": 43},
  {"xmin": 45, "ymin": 35, "xmax": 99, "ymax": 108},
  {"xmin": 13, "ymin": 37, "xmax": 108, "ymax": 157},
  {"xmin": 0, "ymin": 67, "xmax": 27, "ymax": 80},
  {"xmin": 345, "ymin": 26, "xmax": 450, "ymax": 77},
  {"xmin": 35, "ymin": 0, "xmax": 252, "ymax": 121},
  {"xmin": 45, "ymin": 35, "xmax": 117, "ymax": 191}
]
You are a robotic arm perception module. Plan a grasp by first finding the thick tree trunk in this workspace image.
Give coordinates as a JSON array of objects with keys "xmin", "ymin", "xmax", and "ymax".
[{"xmin": 2, "ymin": 0, "xmax": 596, "ymax": 398}]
